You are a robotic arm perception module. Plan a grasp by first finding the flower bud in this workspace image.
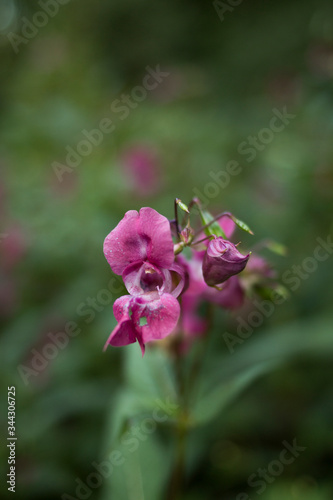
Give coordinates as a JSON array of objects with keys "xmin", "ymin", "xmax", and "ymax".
[
  {"xmin": 180, "ymin": 227, "xmax": 195, "ymax": 245},
  {"xmin": 202, "ymin": 237, "xmax": 250, "ymax": 286}
]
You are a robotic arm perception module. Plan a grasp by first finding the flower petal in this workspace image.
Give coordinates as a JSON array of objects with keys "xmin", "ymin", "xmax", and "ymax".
[
  {"xmin": 113, "ymin": 295, "xmax": 131, "ymax": 322},
  {"xmin": 181, "ymin": 293, "xmax": 208, "ymax": 337},
  {"xmin": 169, "ymin": 263, "xmax": 188, "ymax": 298},
  {"xmin": 138, "ymin": 207, "xmax": 174, "ymax": 269},
  {"xmin": 103, "ymin": 208, "xmax": 174, "ymax": 274},
  {"xmin": 206, "ymin": 276, "xmax": 245, "ymax": 309},
  {"xmin": 103, "ymin": 210, "xmax": 144, "ymax": 274},
  {"xmin": 122, "ymin": 261, "xmax": 172, "ymax": 296},
  {"xmin": 203, "ymin": 237, "xmax": 250, "ymax": 286},
  {"xmin": 220, "ymin": 216, "xmax": 235, "ymax": 238},
  {"xmin": 132, "ymin": 293, "xmax": 180, "ymax": 344},
  {"xmin": 103, "ymin": 319, "xmax": 137, "ymax": 350}
]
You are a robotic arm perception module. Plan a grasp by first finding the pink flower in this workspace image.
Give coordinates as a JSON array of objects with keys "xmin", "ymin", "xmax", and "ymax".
[
  {"xmin": 1, "ymin": 225, "xmax": 27, "ymax": 271},
  {"xmin": 206, "ymin": 275, "xmax": 244, "ymax": 309},
  {"xmin": 202, "ymin": 237, "xmax": 250, "ymax": 286},
  {"xmin": 104, "ymin": 208, "xmax": 174, "ymax": 275},
  {"xmin": 178, "ymin": 251, "xmax": 246, "ymax": 343},
  {"xmin": 104, "ymin": 292, "xmax": 180, "ymax": 356},
  {"xmin": 103, "ymin": 208, "xmax": 185, "ymax": 354},
  {"xmin": 220, "ymin": 216, "xmax": 235, "ymax": 239},
  {"xmin": 177, "ymin": 253, "xmax": 209, "ymax": 339},
  {"xmin": 121, "ymin": 146, "xmax": 162, "ymax": 196},
  {"xmin": 102, "ymin": 202, "xmax": 274, "ymax": 356},
  {"xmin": 245, "ymin": 254, "xmax": 276, "ymax": 279}
]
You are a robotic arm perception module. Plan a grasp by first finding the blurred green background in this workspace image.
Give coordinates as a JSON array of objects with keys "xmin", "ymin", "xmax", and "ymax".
[{"xmin": 1, "ymin": 0, "xmax": 333, "ymax": 499}]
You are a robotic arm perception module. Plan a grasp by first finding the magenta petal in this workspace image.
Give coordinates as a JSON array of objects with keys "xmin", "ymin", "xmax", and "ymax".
[
  {"xmin": 138, "ymin": 208, "xmax": 174, "ymax": 269},
  {"xmin": 206, "ymin": 276, "xmax": 245, "ymax": 309},
  {"xmin": 113, "ymin": 295, "xmax": 132, "ymax": 322},
  {"xmin": 136, "ymin": 332, "xmax": 146, "ymax": 357},
  {"xmin": 122, "ymin": 262, "xmax": 145, "ymax": 296},
  {"xmin": 103, "ymin": 208, "xmax": 174, "ymax": 275},
  {"xmin": 133, "ymin": 293, "xmax": 180, "ymax": 344},
  {"xmin": 108, "ymin": 295, "xmax": 146, "ymax": 354},
  {"xmin": 181, "ymin": 294, "xmax": 208, "ymax": 337},
  {"xmin": 169, "ymin": 263, "xmax": 187, "ymax": 298},
  {"xmin": 122, "ymin": 262, "xmax": 172, "ymax": 296},
  {"xmin": 220, "ymin": 216, "xmax": 235, "ymax": 238},
  {"xmin": 104, "ymin": 319, "xmax": 137, "ymax": 350},
  {"xmin": 103, "ymin": 210, "xmax": 144, "ymax": 274}
]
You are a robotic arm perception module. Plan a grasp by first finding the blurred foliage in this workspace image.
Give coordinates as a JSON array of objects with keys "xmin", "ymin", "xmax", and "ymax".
[{"xmin": 1, "ymin": 0, "xmax": 333, "ymax": 499}]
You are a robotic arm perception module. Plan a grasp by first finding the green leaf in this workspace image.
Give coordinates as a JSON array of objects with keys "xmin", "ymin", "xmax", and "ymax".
[
  {"xmin": 103, "ymin": 345, "xmax": 180, "ymax": 455},
  {"xmin": 191, "ymin": 314, "xmax": 333, "ymax": 426},
  {"xmin": 198, "ymin": 208, "xmax": 226, "ymax": 238},
  {"xmin": 101, "ymin": 423, "xmax": 173, "ymax": 500},
  {"xmin": 230, "ymin": 215, "xmax": 254, "ymax": 235},
  {"xmin": 192, "ymin": 360, "xmax": 275, "ymax": 425},
  {"xmin": 124, "ymin": 344, "xmax": 177, "ymax": 402},
  {"xmin": 101, "ymin": 347, "xmax": 178, "ymax": 500},
  {"xmin": 264, "ymin": 239, "xmax": 288, "ymax": 256}
]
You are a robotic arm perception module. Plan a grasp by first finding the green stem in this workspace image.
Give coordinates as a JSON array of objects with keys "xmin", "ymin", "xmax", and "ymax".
[
  {"xmin": 187, "ymin": 303, "xmax": 214, "ymax": 406},
  {"xmin": 167, "ymin": 305, "xmax": 214, "ymax": 500},
  {"xmin": 174, "ymin": 198, "xmax": 181, "ymax": 237},
  {"xmin": 166, "ymin": 343, "xmax": 187, "ymax": 500},
  {"xmin": 167, "ymin": 419, "xmax": 187, "ymax": 500}
]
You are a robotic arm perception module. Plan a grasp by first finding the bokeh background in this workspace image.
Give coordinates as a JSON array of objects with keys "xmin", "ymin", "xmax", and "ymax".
[{"xmin": 1, "ymin": 0, "xmax": 333, "ymax": 499}]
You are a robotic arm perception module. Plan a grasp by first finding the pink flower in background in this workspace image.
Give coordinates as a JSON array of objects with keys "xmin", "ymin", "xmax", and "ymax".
[
  {"xmin": 1, "ymin": 225, "xmax": 27, "ymax": 271},
  {"xmin": 220, "ymin": 216, "xmax": 235, "ymax": 239},
  {"xmin": 244, "ymin": 254, "xmax": 276, "ymax": 278},
  {"xmin": 121, "ymin": 145, "xmax": 162, "ymax": 196},
  {"xmin": 0, "ymin": 276, "xmax": 17, "ymax": 316},
  {"xmin": 177, "ymin": 252, "xmax": 209, "ymax": 340},
  {"xmin": 238, "ymin": 253, "xmax": 277, "ymax": 295},
  {"xmin": 0, "ymin": 224, "xmax": 27, "ymax": 316},
  {"xmin": 178, "ymin": 251, "xmax": 246, "ymax": 344},
  {"xmin": 206, "ymin": 275, "xmax": 244, "ymax": 310}
]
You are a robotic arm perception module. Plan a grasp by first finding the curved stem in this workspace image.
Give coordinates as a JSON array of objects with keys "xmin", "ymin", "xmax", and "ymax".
[{"xmin": 194, "ymin": 211, "xmax": 232, "ymax": 237}]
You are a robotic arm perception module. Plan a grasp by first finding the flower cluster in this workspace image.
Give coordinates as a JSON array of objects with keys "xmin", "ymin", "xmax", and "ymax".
[{"xmin": 103, "ymin": 199, "xmax": 277, "ymax": 355}]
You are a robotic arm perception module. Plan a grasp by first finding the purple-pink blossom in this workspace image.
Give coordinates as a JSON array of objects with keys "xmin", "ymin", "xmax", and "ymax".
[
  {"xmin": 202, "ymin": 237, "xmax": 250, "ymax": 286},
  {"xmin": 104, "ymin": 207, "xmax": 185, "ymax": 355},
  {"xmin": 105, "ymin": 292, "xmax": 180, "ymax": 356},
  {"xmin": 102, "ymin": 200, "xmax": 279, "ymax": 356},
  {"xmin": 104, "ymin": 207, "xmax": 174, "ymax": 275},
  {"xmin": 121, "ymin": 145, "xmax": 162, "ymax": 196}
]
